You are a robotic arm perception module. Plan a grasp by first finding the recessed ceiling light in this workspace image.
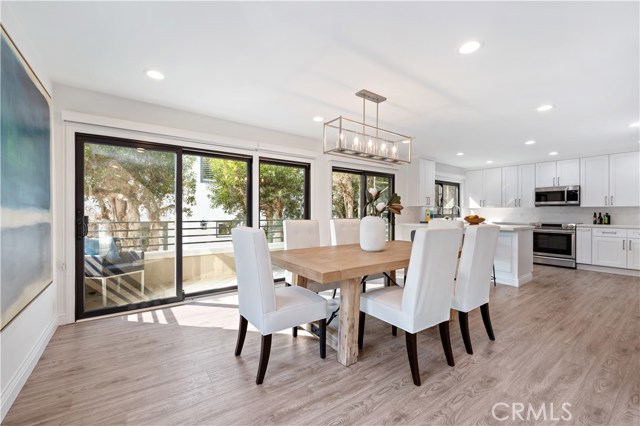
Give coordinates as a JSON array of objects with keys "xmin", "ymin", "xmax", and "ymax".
[
  {"xmin": 630, "ymin": 121, "xmax": 640, "ymax": 128},
  {"xmin": 549, "ymin": 151, "xmax": 558, "ymax": 156},
  {"xmin": 145, "ymin": 69, "xmax": 165, "ymax": 80},
  {"xmin": 313, "ymin": 116, "xmax": 324, "ymax": 122},
  {"xmin": 537, "ymin": 104, "xmax": 554, "ymax": 112},
  {"xmin": 486, "ymin": 160, "xmax": 493, "ymax": 164},
  {"xmin": 458, "ymin": 40, "xmax": 482, "ymax": 54},
  {"xmin": 456, "ymin": 152, "xmax": 464, "ymax": 156},
  {"xmin": 524, "ymin": 140, "xmax": 536, "ymax": 145}
]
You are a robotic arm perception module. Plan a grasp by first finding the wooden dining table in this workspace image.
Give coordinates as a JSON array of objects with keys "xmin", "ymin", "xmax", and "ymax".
[{"xmin": 270, "ymin": 240, "xmax": 412, "ymax": 367}]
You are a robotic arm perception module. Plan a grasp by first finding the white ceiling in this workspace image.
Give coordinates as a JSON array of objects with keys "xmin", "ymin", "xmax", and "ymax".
[{"xmin": 5, "ymin": 1, "xmax": 639, "ymax": 168}]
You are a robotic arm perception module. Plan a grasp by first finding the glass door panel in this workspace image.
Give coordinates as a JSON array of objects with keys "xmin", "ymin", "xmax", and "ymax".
[
  {"xmin": 182, "ymin": 153, "xmax": 250, "ymax": 295},
  {"xmin": 365, "ymin": 175, "xmax": 393, "ymax": 240},
  {"xmin": 79, "ymin": 139, "xmax": 180, "ymax": 316},
  {"xmin": 259, "ymin": 159, "xmax": 309, "ymax": 280},
  {"xmin": 332, "ymin": 170, "xmax": 362, "ymax": 219}
]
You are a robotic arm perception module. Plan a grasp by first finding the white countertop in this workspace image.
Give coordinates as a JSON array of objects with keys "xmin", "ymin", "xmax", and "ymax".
[
  {"xmin": 397, "ymin": 223, "xmax": 534, "ymax": 232},
  {"xmin": 576, "ymin": 224, "xmax": 640, "ymax": 229}
]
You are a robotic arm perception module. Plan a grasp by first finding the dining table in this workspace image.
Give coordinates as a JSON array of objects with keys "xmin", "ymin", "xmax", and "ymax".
[{"xmin": 270, "ymin": 240, "xmax": 412, "ymax": 367}]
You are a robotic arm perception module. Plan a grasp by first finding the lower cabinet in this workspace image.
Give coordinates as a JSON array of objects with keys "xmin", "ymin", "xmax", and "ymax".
[
  {"xmin": 576, "ymin": 228, "xmax": 592, "ymax": 264},
  {"xmin": 588, "ymin": 228, "xmax": 639, "ymax": 270}
]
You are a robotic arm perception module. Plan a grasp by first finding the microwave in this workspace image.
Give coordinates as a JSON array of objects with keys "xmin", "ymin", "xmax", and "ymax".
[{"xmin": 535, "ymin": 185, "xmax": 580, "ymax": 206}]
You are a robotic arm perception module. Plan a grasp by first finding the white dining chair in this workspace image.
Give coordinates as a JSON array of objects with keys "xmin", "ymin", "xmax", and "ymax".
[
  {"xmin": 358, "ymin": 227, "xmax": 463, "ymax": 386},
  {"xmin": 231, "ymin": 227, "xmax": 327, "ymax": 385},
  {"xmin": 330, "ymin": 219, "xmax": 397, "ymax": 289},
  {"xmin": 452, "ymin": 224, "xmax": 500, "ymax": 355}
]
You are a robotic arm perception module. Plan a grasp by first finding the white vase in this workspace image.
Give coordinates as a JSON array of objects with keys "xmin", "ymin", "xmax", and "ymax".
[{"xmin": 360, "ymin": 216, "xmax": 386, "ymax": 252}]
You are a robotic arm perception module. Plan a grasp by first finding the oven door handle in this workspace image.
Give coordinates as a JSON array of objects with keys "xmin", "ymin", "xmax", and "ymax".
[{"xmin": 533, "ymin": 229, "xmax": 575, "ymax": 234}]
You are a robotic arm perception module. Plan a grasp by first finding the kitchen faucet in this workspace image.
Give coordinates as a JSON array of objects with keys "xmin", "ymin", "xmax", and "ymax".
[{"xmin": 451, "ymin": 205, "xmax": 461, "ymax": 217}]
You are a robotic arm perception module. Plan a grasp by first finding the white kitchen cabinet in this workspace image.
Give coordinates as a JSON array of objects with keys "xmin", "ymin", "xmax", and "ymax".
[
  {"xmin": 581, "ymin": 152, "xmax": 640, "ymax": 208},
  {"xmin": 609, "ymin": 151, "xmax": 640, "ymax": 207},
  {"xmin": 535, "ymin": 161, "xmax": 557, "ymax": 187},
  {"xmin": 628, "ymin": 238, "xmax": 640, "ymax": 271},
  {"xmin": 592, "ymin": 228, "xmax": 628, "ymax": 268},
  {"xmin": 580, "ymin": 155, "xmax": 609, "ymax": 207},
  {"xmin": 465, "ymin": 168, "xmax": 501, "ymax": 208},
  {"xmin": 407, "ymin": 158, "xmax": 436, "ymax": 207},
  {"xmin": 556, "ymin": 159, "xmax": 580, "ymax": 186},
  {"xmin": 576, "ymin": 227, "xmax": 592, "ymax": 264},
  {"xmin": 502, "ymin": 166, "xmax": 518, "ymax": 207},
  {"xmin": 501, "ymin": 164, "xmax": 535, "ymax": 207},
  {"xmin": 484, "ymin": 168, "xmax": 502, "ymax": 207},
  {"xmin": 536, "ymin": 159, "xmax": 579, "ymax": 187}
]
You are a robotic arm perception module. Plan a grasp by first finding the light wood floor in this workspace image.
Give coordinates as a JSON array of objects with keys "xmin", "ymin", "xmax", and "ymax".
[{"xmin": 4, "ymin": 266, "xmax": 639, "ymax": 426}]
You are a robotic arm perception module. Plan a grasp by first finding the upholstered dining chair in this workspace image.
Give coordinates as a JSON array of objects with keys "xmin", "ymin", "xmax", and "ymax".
[
  {"xmin": 231, "ymin": 227, "xmax": 327, "ymax": 385},
  {"xmin": 451, "ymin": 224, "xmax": 500, "ymax": 355},
  {"xmin": 358, "ymin": 227, "xmax": 463, "ymax": 386}
]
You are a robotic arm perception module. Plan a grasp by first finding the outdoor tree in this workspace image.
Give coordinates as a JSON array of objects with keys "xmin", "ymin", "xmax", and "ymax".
[
  {"xmin": 332, "ymin": 171, "xmax": 360, "ymax": 218},
  {"xmin": 83, "ymin": 144, "xmax": 196, "ymax": 250},
  {"xmin": 204, "ymin": 159, "xmax": 305, "ymax": 241}
]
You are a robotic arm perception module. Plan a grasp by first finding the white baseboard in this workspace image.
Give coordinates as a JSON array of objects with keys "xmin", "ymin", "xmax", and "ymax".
[
  {"xmin": 0, "ymin": 317, "xmax": 58, "ymax": 421},
  {"xmin": 496, "ymin": 272, "xmax": 533, "ymax": 287},
  {"xmin": 577, "ymin": 264, "xmax": 640, "ymax": 277}
]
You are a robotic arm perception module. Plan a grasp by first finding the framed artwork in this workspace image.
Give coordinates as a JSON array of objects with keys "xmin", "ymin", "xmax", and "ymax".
[{"xmin": 1, "ymin": 25, "xmax": 53, "ymax": 330}]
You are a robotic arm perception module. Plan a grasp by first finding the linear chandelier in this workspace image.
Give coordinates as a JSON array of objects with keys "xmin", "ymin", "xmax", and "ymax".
[{"xmin": 323, "ymin": 89, "xmax": 412, "ymax": 164}]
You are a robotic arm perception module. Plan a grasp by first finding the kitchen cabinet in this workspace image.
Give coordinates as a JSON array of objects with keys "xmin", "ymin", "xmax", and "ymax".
[
  {"xmin": 465, "ymin": 168, "xmax": 501, "ymax": 208},
  {"xmin": 592, "ymin": 228, "xmax": 628, "ymax": 269},
  {"xmin": 576, "ymin": 227, "xmax": 592, "ymax": 264},
  {"xmin": 580, "ymin": 155, "xmax": 609, "ymax": 207},
  {"xmin": 581, "ymin": 152, "xmax": 640, "ymax": 207},
  {"xmin": 535, "ymin": 159, "xmax": 579, "ymax": 187},
  {"xmin": 609, "ymin": 152, "xmax": 640, "ymax": 207},
  {"xmin": 502, "ymin": 164, "xmax": 535, "ymax": 207},
  {"xmin": 628, "ymin": 237, "xmax": 640, "ymax": 271},
  {"xmin": 406, "ymin": 158, "xmax": 436, "ymax": 207}
]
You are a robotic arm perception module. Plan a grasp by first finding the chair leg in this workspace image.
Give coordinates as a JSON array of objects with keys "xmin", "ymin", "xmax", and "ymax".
[
  {"xmin": 319, "ymin": 318, "xmax": 326, "ymax": 359},
  {"xmin": 481, "ymin": 303, "xmax": 495, "ymax": 341},
  {"xmin": 391, "ymin": 326, "xmax": 397, "ymax": 336},
  {"xmin": 439, "ymin": 321, "xmax": 455, "ymax": 367},
  {"xmin": 235, "ymin": 315, "xmax": 248, "ymax": 356},
  {"xmin": 358, "ymin": 311, "xmax": 365, "ymax": 349},
  {"xmin": 459, "ymin": 311, "xmax": 473, "ymax": 354},
  {"xmin": 405, "ymin": 332, "xmax": 421, "ymax": 386},
  {"xmin": 362, "ymin": 281, "xmax": 367, "ymax": 293},
  {"xmin": 332, "ymin": 289, "xmax": 337, "ymax": 299},
  {"xmin": 256, "ymin": 334, "xmax": 272, "ymax": 385},
  {"xmin": 492, "ymin": 265, "xmax": 496, "ymax": 286},
  {"xmin": 292, "ymin": 326, "xmax": 297, "ymax": 338}
]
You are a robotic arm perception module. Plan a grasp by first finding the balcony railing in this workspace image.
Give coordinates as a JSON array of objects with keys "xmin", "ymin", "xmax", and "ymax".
[{"xmin": 86, "ymin": 218, "xmax": 286, "ymax": 251}]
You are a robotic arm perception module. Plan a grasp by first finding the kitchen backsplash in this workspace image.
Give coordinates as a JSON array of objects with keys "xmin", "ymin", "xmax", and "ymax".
[{"xmin": 398, "ymin": 206, "xmax": 640, "ymax": 225}]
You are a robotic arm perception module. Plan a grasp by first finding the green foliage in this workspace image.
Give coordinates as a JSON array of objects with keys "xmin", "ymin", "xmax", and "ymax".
[
  {"xmin": 203, "ymin": 157, "xmax": 249, "ymax": 220},
  {"xmin": 258, "ymin": 163, "xmax": 305, "ymax": 221},
  {"xmin": 332, "ymin": 172, "xmax": 360, "ymax": 218}
]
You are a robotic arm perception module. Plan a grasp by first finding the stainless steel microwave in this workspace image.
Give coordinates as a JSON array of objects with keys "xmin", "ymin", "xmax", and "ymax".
[{"xmin": 534, "ymin": 185, "xmax": 580, "ymax": 206}]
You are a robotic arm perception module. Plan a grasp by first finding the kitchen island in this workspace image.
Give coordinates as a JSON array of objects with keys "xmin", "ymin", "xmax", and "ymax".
[{"xmin": 396, "ymin": 222, "xmax": 534, "ymax": 287}]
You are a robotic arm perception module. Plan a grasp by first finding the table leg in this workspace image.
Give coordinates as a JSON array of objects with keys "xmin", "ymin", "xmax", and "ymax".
[
  {"xmin": 338, "ymin": 277, "xmax": 361, "ymax": 366},
  {"xmin": 389, "ymin": 270, "xmax": 397, "ymax": 286},
  {"xmin": 292, "ymin": 273, "xmax": 308, "ymax": 288}
]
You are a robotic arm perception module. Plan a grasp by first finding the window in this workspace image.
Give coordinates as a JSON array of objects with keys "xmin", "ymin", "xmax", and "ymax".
[
  {"xmin": 435, "ymin": 180, "xmax": 460, "ymax": 217},
  {"xmin": 332, "ymin": 167, "xmax": 395, "ymax": 240},
  {"xmin": 259, "ymin": 158, "xmax": 310, "ymax": 279}
]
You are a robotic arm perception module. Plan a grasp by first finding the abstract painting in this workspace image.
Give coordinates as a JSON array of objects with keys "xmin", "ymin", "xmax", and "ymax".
[{"xmin": 1, "ymin": 26, "xmax": 52, "ymax": 330}]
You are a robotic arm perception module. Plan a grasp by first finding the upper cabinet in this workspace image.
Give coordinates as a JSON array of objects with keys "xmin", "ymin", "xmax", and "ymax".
[
  {"xmin": 582, "ymin": 151, "xmax": 640, "ymax": 207},
  {"xmin": 465, "ymin": 168, "xmax": 502, "ymax": 208},
  {"xmin": 406, "ymin": 158, "xmax": 436, "ymax": 207},
  {"xmin": 535, "ymin": 159, "xmax": 579, "ymax": 187},
  {"xmin": 609, "ymin": 152, "xmax": 640, "ymax": 207},
  {"xmin": 502, "ymin": 164, "xmax": 535, "ymax": 207}
]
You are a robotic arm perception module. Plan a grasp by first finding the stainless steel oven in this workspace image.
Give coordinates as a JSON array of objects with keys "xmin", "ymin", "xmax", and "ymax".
[{"xmin": 533, "ymin": 223, "xmax": 577, "ymax": 268}]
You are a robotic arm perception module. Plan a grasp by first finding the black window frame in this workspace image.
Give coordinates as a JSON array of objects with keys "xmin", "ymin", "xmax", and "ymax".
[{"xmin": 435, "ymin": 180, "xmax": 461, "ymax": 217}]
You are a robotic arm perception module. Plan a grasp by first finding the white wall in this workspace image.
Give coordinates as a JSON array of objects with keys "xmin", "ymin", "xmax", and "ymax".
[{"xmin": 0, "ymin": 10, "xmax": 59, "ymax": 421}]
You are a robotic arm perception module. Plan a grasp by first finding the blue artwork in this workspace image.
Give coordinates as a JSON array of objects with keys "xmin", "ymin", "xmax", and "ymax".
[{"xmin": 1, "ymin": 28, "xmax": 52, "ymax": 330}]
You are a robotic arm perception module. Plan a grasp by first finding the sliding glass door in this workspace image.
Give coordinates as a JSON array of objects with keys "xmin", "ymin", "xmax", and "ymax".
[
  {"xmin": 332, "ymin": 167, "xmax": 395, "ymax": 239},
  {"xmin": 181, "ymin": 152, "xmax": 251, "ymax": 296},
  {"xmin": 76, "ymin": 134, "xmax": 182, "ymax": 319},
  {"xmin": 75, "ymin": 135, "xmax": 254, "ymax": 319}
]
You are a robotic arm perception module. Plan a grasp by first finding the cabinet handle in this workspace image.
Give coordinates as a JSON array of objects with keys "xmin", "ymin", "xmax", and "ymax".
[
  {"xmin": 557, "ymin": 177, "xmax": 560, "ymax": 186},
  {"xmin": 611, "ymin": 196, "xmax": 614, "ymax": 206},
  {"xmin": 602, "ymin": 231, "xmax": 617, "ymax": 234},
  {"xmin": 605, "ymin": 196, "xmax": 608, "ymax": 206},
  {"xmin": 623, "ymin": 240, "xmax": 626, "ymax": 250},
  {"xmin": 630, "ymin": 240, "xmax": 632, "ymax": 251}
]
